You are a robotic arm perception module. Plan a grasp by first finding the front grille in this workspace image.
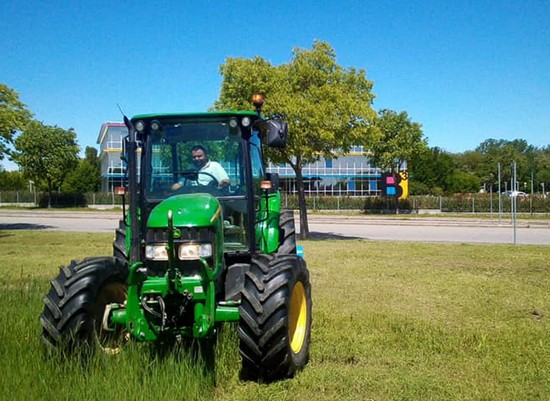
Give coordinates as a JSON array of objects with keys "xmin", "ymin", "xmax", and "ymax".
[
  {"xmin": 147, "ymin": 227, "xmax": 215, "ymax": 243},
  {"xmin": 146, "ymin": 259, "xmax": 209, "ymax": 277}
]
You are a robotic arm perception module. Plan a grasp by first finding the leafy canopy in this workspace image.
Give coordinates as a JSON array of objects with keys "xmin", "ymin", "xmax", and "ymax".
[
  {"xmin": 214, "ymin": 40, "xmax": 380, "ymax": 237},
  {"xmin": 62, "ymin": 147, "xmax": 101, "ymax": 193},
  {"xmin": 214, "ymin": 40, "xmax": 380, "ymax": 168},
  {"xmin": 370, "ymin": 109, "xmax": 427, "ymax": 173},
  {"xmin": 14, "ymin": 121, "xmax": 79, "ymax": 195},
  {"xmin": 0, "ymin": 84, "xmax": 33, "ymax": 160}
]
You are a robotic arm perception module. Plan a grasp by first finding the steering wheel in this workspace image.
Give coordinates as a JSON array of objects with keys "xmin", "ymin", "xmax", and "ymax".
[
  {"xmin": 184, "ymin": 171, "xmax": 220, "ymax": 188},
  {"xmin": 172, "ymin": 170, "xmax": 222, "ymax": 194}
]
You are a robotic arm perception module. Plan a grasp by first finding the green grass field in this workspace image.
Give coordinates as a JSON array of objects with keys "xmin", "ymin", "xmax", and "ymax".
[{"xmin": 1, "ymin": 230, "xmax": 549, "ymax": 400}]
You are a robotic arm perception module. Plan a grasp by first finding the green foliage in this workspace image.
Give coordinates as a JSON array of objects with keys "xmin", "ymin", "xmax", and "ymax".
[
  {"xmin": 0, "ymin": 83, "xmax": 33, "ymax": 160},
  {"xmin": 0, "ymin": 169, "xmax": 26, "ymax": 190},
  {"xmin": 281, "ymin": 194, "xmax": 412, "ymax": 212},
  {"xmin": 216, "ymin": 40, "xmax": 379, "ymax": 165},
  {"xmin": 446, "ymin": 170, "xmax": 481, "ymax": 194},
  {"xmin": 84, "ymin": 146, "xmax": 99, "ymax": 163},
  {"xmin": 62, "ymin": 159, "xmax": 101, "ymax": 193},
  {"xmin": 215, "ymin": 40, "xmax": 379, "ymax": 237},
  {"xmin": 370, "ymin": 109, "xmax": 427, "ymax": 173},
  {"xmin": 410, "ymin": 146, "xmax": 455, "ymax": 195},
  {"xmin": 13, "ymin": 121, "xmax": 79, "ymax": 206},
  {"xmin": 453, "ymin": 138, "xmax": 548, "ymax": 194},
  {"xmin": 37, "ymin": 192, "xmax": 88, "ymax": 208},
  {"xmin": 474, "ymin": 138, "xmax": 534, "ymax": 184}
]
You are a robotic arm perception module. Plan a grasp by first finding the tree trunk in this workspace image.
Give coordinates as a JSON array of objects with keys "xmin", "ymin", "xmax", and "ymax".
[
  {"xmin": 294, "ymin": 165, "xmax": 310, "ymax": 239},
  {"xmin": 47, "ymin": 180, "xmax": 52, "ymax": 208},
  {"xmin": 395, "ymin": 194, "xmax": 400, "ymax": 214},
  {"xmin": 393, "ymin": 167, "xmax": 400, "ymax": 214}
]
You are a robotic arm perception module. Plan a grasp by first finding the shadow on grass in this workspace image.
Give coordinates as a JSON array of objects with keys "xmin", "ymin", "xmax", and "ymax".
[
  {"xmin": 0, "ymin": 223, "xmax": 53, "ymax": 231},
  {"xmin": 307, "ymin": 231, "xmax": 363, "ymax": 240}
]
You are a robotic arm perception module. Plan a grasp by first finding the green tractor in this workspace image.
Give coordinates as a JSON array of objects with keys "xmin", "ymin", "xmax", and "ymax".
[{"xmin": 40, "ymin": 95, "xmax": 312, "ymax": 382}]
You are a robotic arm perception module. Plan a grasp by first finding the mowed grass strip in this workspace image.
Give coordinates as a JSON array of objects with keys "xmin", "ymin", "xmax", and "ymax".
[{"xmin": 0, "ymin": 230, "xmax": 549, "ymax": 401}]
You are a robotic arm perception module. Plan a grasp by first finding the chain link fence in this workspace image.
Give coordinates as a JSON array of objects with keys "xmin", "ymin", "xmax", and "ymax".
[
  {"xmin": 280, "ymin": 193, "xmax": 550, "ymax": 214},
  {"xmin": 1, "ymin": 191, "xmax": 549, "ymax": 214}
]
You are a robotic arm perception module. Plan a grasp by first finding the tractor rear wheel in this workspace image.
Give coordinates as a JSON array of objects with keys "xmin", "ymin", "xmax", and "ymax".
[
  {"xmin": 238, "ymin": 253, "xmax": 312, "ymax": 382},
  {"xmin": 40, "ymin": 257, "xmax": 129, "ymax": 355},
  {"xmin": 278, "ymin": 210, "xmax": 296, "ymax": 255}
]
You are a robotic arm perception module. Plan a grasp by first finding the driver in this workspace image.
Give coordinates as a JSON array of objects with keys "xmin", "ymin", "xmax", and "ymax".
[{"xmin": 172, "ymin": 145, "xmax": 230, "ymax": 190}]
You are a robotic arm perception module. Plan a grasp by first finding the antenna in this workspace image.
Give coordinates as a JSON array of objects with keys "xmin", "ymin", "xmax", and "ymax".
[
  {"xmin": 117, "ymin": 103, "xmax": 132, "ymax": 128},
  {"xmin": 116, "ymin": 103, "xmax": 127, "ymax": 119}
]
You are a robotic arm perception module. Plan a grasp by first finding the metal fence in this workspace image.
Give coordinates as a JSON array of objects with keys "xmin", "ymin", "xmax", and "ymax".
[
  {"xmin": 280, "ymin": 193, "xmax": 550, "ymax": 214},
  {"xmin": 1, "ymin": 191, "xmax": 549, "ymax": 214}
]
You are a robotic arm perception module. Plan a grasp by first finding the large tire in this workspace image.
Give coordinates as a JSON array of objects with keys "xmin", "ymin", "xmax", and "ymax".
[
  {"xmin": 40, "ymin": 257, "xmax": 129, "ymax": 355},
  {"xmin": 238, "ymin": 253, "xmax": 312, "ymax": 382},
  {"xmin": 278, "ymin": 210, "xmax": 297, "ymax": 255},
  {"xmin": 113, "ymin": 219, "xmax": 127, "ymax": 261}
]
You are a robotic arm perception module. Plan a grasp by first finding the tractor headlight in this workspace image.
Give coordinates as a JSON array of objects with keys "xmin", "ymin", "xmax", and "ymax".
[
  {"xmin": 241, "ymin": 116, "xmax": 251, "ymax": 127},
  {"xmin": 178, "ymin": 243, "xmax": 212, "ymax": 260},
  {"xmin": 135, "ymin": 120, "xmax": 146, "ymax": 133},
  {"xmin": 145, "ymin": 244, "xmax": 169, "ymax": 261}
]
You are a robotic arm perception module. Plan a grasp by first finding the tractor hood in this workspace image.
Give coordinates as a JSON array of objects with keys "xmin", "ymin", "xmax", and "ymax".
[{"xmin": 147, "ymin": 193, "xmax": 222, "ymax": 228}]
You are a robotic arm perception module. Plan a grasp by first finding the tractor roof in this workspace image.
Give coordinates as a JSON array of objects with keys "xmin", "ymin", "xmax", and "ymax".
[{"xmin": 131, "ymin": 110, "xmax": 258, "ymax": 120}]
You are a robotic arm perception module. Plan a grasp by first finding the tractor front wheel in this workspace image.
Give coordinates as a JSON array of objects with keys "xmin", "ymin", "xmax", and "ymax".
[
  {"xmin": 40, "ymin": 257, "xmax": 129, "ymax": 355},
  {"xmin": 238, "ymin": 254, "xmax": 312, "ymax": 382}
]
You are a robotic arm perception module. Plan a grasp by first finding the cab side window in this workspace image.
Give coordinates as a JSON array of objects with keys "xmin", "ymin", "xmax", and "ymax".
[{"xmin": 249, "ymin": 131, "xmax": 265, "ymax": 196}]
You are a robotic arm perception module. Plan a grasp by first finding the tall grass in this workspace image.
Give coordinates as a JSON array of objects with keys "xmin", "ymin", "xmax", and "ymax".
[{"xmin": 1, "ymin": 231, "xmax": 549, "ymax": 400}]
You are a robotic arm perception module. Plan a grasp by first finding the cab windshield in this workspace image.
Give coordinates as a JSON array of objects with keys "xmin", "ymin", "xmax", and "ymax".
[
  {"xmin": 144, "ymin": 117, "xmax": 250, "ymax": 252},
  {"xmin": 145, "ymin": 119, "xmax": 245, "ymax": 200}
]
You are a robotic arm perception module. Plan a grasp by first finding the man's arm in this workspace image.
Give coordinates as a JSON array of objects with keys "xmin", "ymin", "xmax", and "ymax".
[{"xmin": 210, "ymin": 162, "xmax": 230, "ymax": 187}]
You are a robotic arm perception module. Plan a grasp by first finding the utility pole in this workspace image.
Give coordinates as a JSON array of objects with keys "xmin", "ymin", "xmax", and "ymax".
[
  {"xmin": 498, "ymin": 163, "xmax": 502, "ymax": 224},
  {"xmin": 512, "ymin": 161, "xmax": 517, "ymax": 245}
]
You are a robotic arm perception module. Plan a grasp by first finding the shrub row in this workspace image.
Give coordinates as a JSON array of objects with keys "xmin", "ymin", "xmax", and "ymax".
[{"xmin": 281, "ymin": 194, "xmax": 550, "ymax": 213}]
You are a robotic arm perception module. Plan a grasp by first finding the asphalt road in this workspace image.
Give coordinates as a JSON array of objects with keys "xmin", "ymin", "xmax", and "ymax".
[
  {"xmin": 303, "ymin": 215, "xmax": 550, "ymax": 245},
  {"xmin": 1, "ymin": 210, "xmax": 549, "ymax": 245}
]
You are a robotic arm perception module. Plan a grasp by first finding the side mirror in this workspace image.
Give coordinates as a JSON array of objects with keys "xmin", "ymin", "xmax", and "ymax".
[{"xmin": 265, "ymin": 120, "xmax": 288, "ymax": 148}]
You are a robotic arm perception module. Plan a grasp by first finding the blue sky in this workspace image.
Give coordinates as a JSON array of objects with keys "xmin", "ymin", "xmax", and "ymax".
[{"xmin": 1, "ymin": 0, "xmax": 548, "ymax": 169}]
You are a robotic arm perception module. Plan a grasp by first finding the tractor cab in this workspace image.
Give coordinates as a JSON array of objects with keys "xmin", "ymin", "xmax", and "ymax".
[
  {"xmin": 127, "ymin": 110, "xmax": 288, "ymax": 264},
  {"xmin": 138, "ymin": 112, "xmax": 265, "ymax": 255}
]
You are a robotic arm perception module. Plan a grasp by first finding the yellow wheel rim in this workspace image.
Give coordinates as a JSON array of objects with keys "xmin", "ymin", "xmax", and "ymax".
[{"xmin": 289, "ymin": 281, "xmax": 308, "ymax": 354}]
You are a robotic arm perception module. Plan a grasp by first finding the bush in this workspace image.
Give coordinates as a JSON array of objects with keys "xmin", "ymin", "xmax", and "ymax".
[
  {"xmin": 280, "ymin": 194, "xmax": 412, "ymax": 213},
  {"xmin": 38, "ymin": 192, "xmax": 87, "ymax": 208}
]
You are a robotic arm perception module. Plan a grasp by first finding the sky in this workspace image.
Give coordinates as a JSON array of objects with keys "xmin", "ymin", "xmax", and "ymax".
[{"xmin": 1, "ymin": 0, "xmax": 549, "ymax": 169}]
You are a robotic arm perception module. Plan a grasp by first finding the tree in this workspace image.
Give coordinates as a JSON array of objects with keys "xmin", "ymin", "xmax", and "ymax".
[
  {"xmin": 471, "ymin": 138, "xmax": 535, "ymax": 191},
  {"xmin": 215, "ymin": 40, "xmax": 380, "ymax": 238},
  {"xmin": 0, "ymin": 168, "xmax": 26, "ymax": 190},
  {"xmin": 445, "ymin": 170, "xmax": 481, "ymax": 194},
  {"xmin": 84, "ymin": 146, "xmax": 99, "ymax": 165},
  {"xmin": 534, "ymin": 146, "xmax": 550, "ymax": 193},
  {"xmin": 14, "ymin": 121, "xmax": 79, "ymax": 207},
  {"xmin": 0, "ymin": 84, "xmax": 33, "ymax": 161},
  {"xmin": 62, "ymin": 146, "xmax": 101, "ymax": 193},
  {"xmin": 409, "ymin": 146, "xmax": 456, "ymax": 195},
  {"xmin": 370, "ymin": 109, "xmax": 427, "ymax": 173},
  {"xmin": 370, "ymin": 109, "xmax": 426, "ymax": 212}
]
